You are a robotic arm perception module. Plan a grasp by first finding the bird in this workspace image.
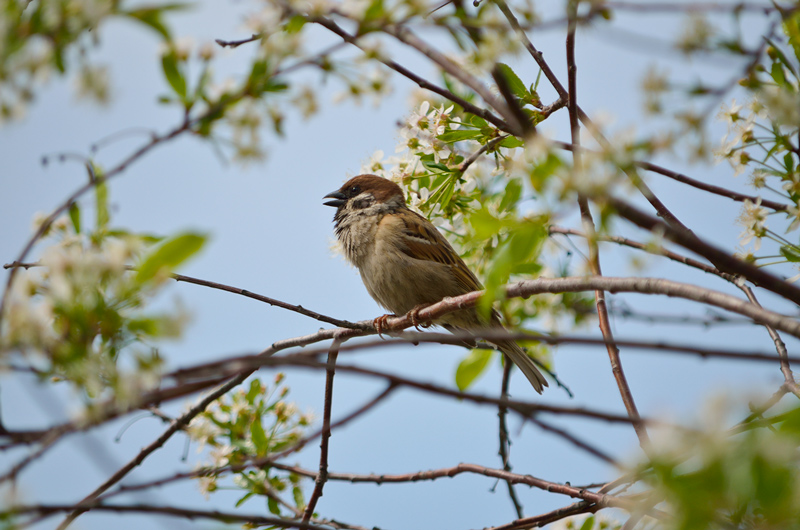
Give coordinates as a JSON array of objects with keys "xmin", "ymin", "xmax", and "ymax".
[{"xmin": 323, "ymin": 174, "xmax": 548, "ymax": 393}]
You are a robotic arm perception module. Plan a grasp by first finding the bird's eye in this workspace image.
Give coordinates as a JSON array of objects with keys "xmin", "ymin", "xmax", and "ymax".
[{"xmin": 350, "ymin": 185, "xmax": 361, "ymax": 195}]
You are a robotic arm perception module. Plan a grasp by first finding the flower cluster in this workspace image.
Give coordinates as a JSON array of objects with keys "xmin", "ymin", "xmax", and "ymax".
[
  {"xmin": 187, "ymin": 375, "xmax": 311, "ymax": 510},
  {"xmin": 1, "ymin": 202, "xmax": 200, "ymax": 403}
]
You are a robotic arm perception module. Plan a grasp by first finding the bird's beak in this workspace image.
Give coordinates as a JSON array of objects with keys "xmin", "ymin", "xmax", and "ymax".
[{"xmin": 323, "ymin": 190, "xmax": 347, "ymax": 208}]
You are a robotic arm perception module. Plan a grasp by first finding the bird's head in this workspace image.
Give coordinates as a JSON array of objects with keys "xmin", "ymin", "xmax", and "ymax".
[{"xmin": 323, "ymin": 174, "xmax": 405, "ymax": 212}]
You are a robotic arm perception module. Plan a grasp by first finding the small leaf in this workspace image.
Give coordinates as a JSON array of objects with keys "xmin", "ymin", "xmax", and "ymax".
[
  {"xmin": 267, "ymin": 496, "xmax": 281, "ymax": 515},
  {"xmin": 161, "ymin": 52, "xmax": 186, "ymax": 98},
  {"xmin": 771, "ymin": 62, "xmax": 787, "ymax": 88},
  {"xmin": 500, "ymin": 136, "xmax": 524, "ymax": 148},
  {"xmin": 235, "ymin": 491, "xmax": 255, "ymax": 508},
  {"xmin": 496, "ymin": 63, "xmax": 530, "ymax": 102},
  {"xmin": 250, "ymin": 417, "xmax": 269, "ymax": 456},
  {"xmin": 438, "ymin": 129, "xmax": 483, "ymax": 143},
  {"xmin": 578, "ymin": 515, "xmax": 595, "ymax": 530},
  {"xmin": 363, "ymin": 0, "xmax": 384, "ymax": 23},
  {"xmin": 95, "ymin": 180, "xmax": 109, "ymax": 230},
  {"xmin": 780, "ymin": 245, "xmax": 800, "ymax": 262},
  {"xmin": 498, "ymin": 178, "xmax": 522, "ymax": 212},
  {"xmin": 765, "ymin": 37, "xmax": 798, "ymax": 77},
  {"xmin": 285, "ymin": 14, "xmax": 306, "ymax": 33},
  {"xmin": 469, "ymin": 208, "xmax": 509, "ymax": 240},
  {"xmin": 784, "ymin": 152, "xmax": 796, "ymax": 174},
  {"xmin": 136, "ymin": 232, "xmax": 207, "ymax": 284},
  {"xmin": 292, "ymin": 485, "xmax": 305, "ymax": 508},
  {"xmin": 247, "ymin": 378, "xmax": 262, "ymax": 403},
  {"xmin": 456, "ymin": 349, "xmax": 493, "ymax": 390},
  {"xmin": 68, "ymin": 202, "xmax": 81, "ymax": 233},
  {"xmin": 528, "ymin": 153, "xmax": 562, "ymax": 192}
]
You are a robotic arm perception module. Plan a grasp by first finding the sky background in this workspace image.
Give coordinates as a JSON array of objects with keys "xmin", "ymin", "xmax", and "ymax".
[{"xmin": 1, "ymin": 1, "xmax": 796, "ymax": 529}]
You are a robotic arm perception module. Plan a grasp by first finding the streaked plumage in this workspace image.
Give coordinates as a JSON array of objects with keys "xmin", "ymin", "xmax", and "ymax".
[{"xmin": 324, "ymin": 174, "xmax": 548, "ymax": 393}]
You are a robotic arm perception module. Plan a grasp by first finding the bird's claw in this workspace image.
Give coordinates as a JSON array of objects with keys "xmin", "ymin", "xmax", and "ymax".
[
  {"xmin": 373, "ymin": 314, "xmax": 393, "ymax": 339},
  {"xmin": 408, "ymin": 305, "xmax": 432, "ymax": 331}
]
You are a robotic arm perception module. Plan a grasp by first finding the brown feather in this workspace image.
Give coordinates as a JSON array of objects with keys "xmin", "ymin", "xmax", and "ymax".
[{"xmin": 325, "ymin": 174, "xmax": 548, "ymax": 393}]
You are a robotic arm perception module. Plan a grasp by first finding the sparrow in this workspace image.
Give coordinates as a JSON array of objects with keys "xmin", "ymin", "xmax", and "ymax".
[{"xmin": 323, "ymin": 174, "xmax": 548, "ymax": 393}]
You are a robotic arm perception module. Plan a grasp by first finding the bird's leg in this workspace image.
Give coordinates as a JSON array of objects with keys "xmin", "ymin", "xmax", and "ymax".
[
  {"xmin": 372, "ymin": 314, "xmax": 395, "ymax": 338},
  {"xmin": 407, "ymin": 304, "xmax": 433, "ymax": 331}
]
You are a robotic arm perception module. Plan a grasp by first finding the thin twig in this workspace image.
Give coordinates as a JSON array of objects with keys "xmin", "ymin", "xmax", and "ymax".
[
  {"xmin": 738, "ymin": 284, "xmax": 800, "ymax": 398},
  {"xmin": 171, "ymin": 272, "xmax": 368, "ymax": 329},
  {"xmin": 2, "ymin": 262, "xmax": 368, "ymax": 331},
  {"xmin": 482, "ymin": 501, "xmax": 599, "ymax": 530},
  {"xmin": 54, "ymin": 368, "xmax": 259, "ymax": 529},
  {"xmin": 309, "ymin": 15, "xmax": 512, "ymax": 133},
  {"xmin": 262, "ymin": 463, "xmax": 642, "ymax": 511},
  {"xmin": 608, "ymin": 196, "xmax": 800, "ymax": 306},
  {"xmin": 458, "ymin": 135, "xmax": 508, "ymax": 173},
  {"xmin": 636, "ymin": 160, "xmax": 789, "ymax": 212},
  {"xmin": 566, "ymin": 0, "xmax": 649, "ymax": 450},
  {"xmin": 99, "ymin": 385, "xmax": 397, "ymax": 502},
  {"xmin": 11, "ymin": 503, "xmax": 335, "ymax": 529},
  {"xmin": 497, "ymin": 362, "xmax": 524, "ymax": 518},
  {"xmin": 303, "ymin": 337, "xmax": 342, "ymax": 522},
  {"xmin": 215, "ymin": 33, "xmax": 261, "ymax": 48},
  {"xmin": 529, "ymin": 418, "xmax": 618, "ymax": 466},
  {"xmin": 548, "ymin": 226, "xmax": 731, "ymax": 280}
]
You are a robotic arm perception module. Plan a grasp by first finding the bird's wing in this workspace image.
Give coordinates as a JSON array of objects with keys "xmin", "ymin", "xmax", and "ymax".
[{"xmin": 395, "ymin": 209, "xmax": 484, "ymax": 293}]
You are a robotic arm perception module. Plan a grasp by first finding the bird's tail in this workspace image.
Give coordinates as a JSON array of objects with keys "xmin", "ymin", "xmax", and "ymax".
[{"xmin": 497, "ymin": 340, "xmax": 548, "ymax": 394}]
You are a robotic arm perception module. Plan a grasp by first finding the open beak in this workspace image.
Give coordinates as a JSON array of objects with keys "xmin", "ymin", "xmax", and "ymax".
[{"xmin": 323, "ymin": 190, "xmax": 347, "ymax": 208}]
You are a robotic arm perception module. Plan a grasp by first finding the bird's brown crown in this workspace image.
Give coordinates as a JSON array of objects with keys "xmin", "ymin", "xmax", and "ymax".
[{"xmin": 338, "ymin": 175, "xmax": 404, "ymax": 204}]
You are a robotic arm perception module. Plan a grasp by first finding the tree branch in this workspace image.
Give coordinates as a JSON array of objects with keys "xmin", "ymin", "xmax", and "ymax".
[{"xmin": 303, "ymin": 337, "xmax": 342, "ymax": 522}]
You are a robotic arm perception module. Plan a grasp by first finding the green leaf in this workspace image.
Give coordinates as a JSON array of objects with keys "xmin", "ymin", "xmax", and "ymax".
[
  {"xmin": 784, "ymin": 12, "xmax": 800, "ymax": 63},
  {"xmin": 496, "ymin": 63, "xmax": 530, "ymax": 101},
  {"xmin": 455, "ymin": 349, "xmax": 493, "ymax": 390},
  {"xmin": 498, "ymin": 178, "xmax": 522, "ymax": 212},
  {"xmin": 780, "ymin": 245, "xmax": 800, "ymax": 262},
  {"xmin": 578, "ymin": 515, "xmax": 595, "ymax": 530},
  {"xmin": 363, "ymin": 0, "xmax": 384, "ymax": 23},
  {"xmin": 68, "ymin": 202, "xmax": 81, "ymax": 233},
  {"xmin": 161, "ymin": 52, "xmax": 186, "ymax": 98},
  {"xmin": 95, "ymin": 180, "xmax": 109, "ymax": 230},
  {"xmin": 285, "ymin": 14, "xmax": 306, "ymax": 34},
  {"xmin": 292, "ymin": 485, "xmax": 305, "ymax": 508},
  {"xmin": 469, "ymin": 208, "xmax": 511, "ymax": 240},
  {"xmin": 248, "ymin": 59, "xmax": 268, "ymax": 89},
  {"xmin": 247, "ymin": 378, "xmax": 262, "ymax": 403},
  {"xmin": 438, "ymin": 129, "xmax": 483, "ymax": 143},
  {"xmin": 125, "ymin": 9, "xmax": 171, "ymax": 40},
  {"xmin": 135, "ymin": 232, "xmax": 207, "ymax": 284},
  {"xmin": 466, "ymin": 114, "xmax": 488, "ymax": 128},
  {"xmin": 771, "ymin": 62, "xmax": 787, "ymax": 88},
  {"xmin": 250, "ymin": 417, "xmax": 269, "ymax": 456},
  {"xmin": 235, "ymin": 491, "xmax": 255, "ymax": 508},
  {"xmin": 267, "ymin": 496, "xmax": 281, "ymax": 515},
  {"xmin": 766, "ymin": 37, "xmax": 798, "ymax": 78},
  {"xmin": 785, "ymin": 152, "xmax": 796, "ymax": 174},
  {"xmin": 528, "ymin": 152, "xmax": 563, "ymax": 192},
  {"xmin": 500, "ymin": 136, "xmax": 524, "ymax": 148}
]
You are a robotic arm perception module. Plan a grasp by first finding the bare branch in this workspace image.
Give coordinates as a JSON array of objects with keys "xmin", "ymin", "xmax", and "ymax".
[
  {"xmin": 566, "ymin": 1, "xmax": 649, "ymax": 450},
  {"xmin": 635, "ymin": 161, "xmax": 789, "ymax": 212},
  {"xmin": 267, "ymin": 462, "xmax": 642, "ymax": 511},
  {"xmin": 738, "ymin": 285, "xmax": 800, "ymax": 398},
  {"xmin": 10, "ymin": 503, "xmax": 335, "ymax": 529},
  {"xmin": 607, "ymin": 196, "xmax": 800, "ymax": 306},
  {"xmin": 303, "ymin": 337, "xmax": 342, "ymax": 522},
  {"xmin": 215, "ymin": 33, "xmax": 262, "ymax": 48},
  {"xmin": 483, "ymin": 501, "xmax": 599, "ymax": 530},
  {"xmin": 497, "ymin": 362, "xmax": 525, "ymax": 518},
  {"xmin": 308, "ymin": 15, "xmax": 513, "ymax": 133}
]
